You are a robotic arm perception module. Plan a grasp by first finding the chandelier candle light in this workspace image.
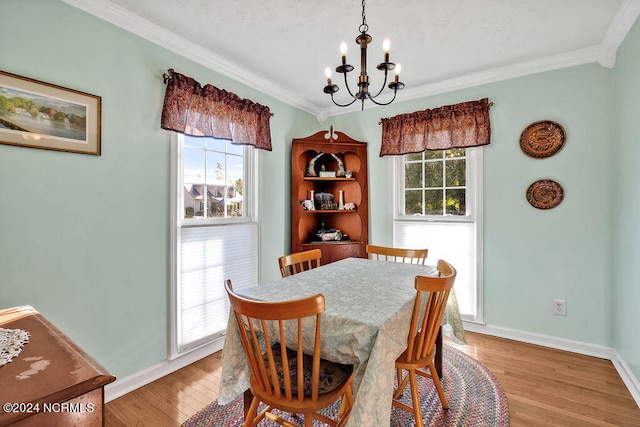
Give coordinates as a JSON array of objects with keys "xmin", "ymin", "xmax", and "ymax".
[{"xmin": 323, "ymin": 0, "xmax": 404, "ymax": 109}]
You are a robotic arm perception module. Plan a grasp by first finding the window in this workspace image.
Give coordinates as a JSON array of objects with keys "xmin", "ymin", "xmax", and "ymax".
[
  {"xmin": 403, "ymin": 149, "xmax": 468, "ymax": 216},
  {"xmin": 171, "ymin": 134, "xmax": 259, "ymax": 356},
  {"xmin": 393, "ymin": 148, "xmax": 482, "ymax": 323},
  {"xmin": 182, "ymin": 136, "xmax": 247, "ymax": 220}
]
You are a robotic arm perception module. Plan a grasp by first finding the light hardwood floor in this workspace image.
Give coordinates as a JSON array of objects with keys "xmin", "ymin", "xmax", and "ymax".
[{"xmin": 104, "ymin": 332, "xmax": 640, "ymax": 426}]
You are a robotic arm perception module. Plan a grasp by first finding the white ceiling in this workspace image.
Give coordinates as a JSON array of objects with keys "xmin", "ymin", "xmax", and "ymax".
[{"xmin": 63, "ymin": 0, "xmax": 640, "ymax": 121}]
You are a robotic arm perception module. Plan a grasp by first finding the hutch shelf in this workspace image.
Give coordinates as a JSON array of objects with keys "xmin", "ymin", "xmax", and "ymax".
[{"xmin": 291, "ymin": 129, "xmax": 369, "ymax": 265}]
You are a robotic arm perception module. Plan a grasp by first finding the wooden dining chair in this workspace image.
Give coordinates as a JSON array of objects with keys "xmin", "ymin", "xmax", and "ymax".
[
  {"xmin": 366, "ymin": 244, "xmax": 428, "ymax": 265},
  {"xmin": 225, "ymin": 280, "xmax": 354, "ymax": 427},
  {"xmin": 278, "ymin": 249, "xmax": 322, "ymax": 278},
  {"xmin": 392, "ymin": 259, "xmax": 457, "ymax": 427}
]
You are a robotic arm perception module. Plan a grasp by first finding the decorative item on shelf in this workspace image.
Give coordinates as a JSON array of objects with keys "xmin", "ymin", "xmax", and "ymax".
[
  {"xmin": 315, "ymin": 192, "xmax": 337, "ymax": 210},
  {"xmin": 307, "ymin": 152, "xmax": 346, "ymax": 177},
  {"xmin": 338, "ymin": 190, "xmax": 345, "ymax": 210},
  {"xmin": 309, "ymin": 190, "xmax": 316, "ymax": 210},
  {"xmin": 345, "ymin": 170, "xmax": 353, "ymax": 178},
  {"xmin": 322, "ymin": 0, "xmax": 404, "ymax": 110},
  {"xmin": 519, "ymin": 120, "xmax": 566, "ymax": 159},
  {"xmin": 344, "ymin": 202, "xmax": 356, "ymax": 210},
  {"xmin": 315, "ymin": 219, "xmax": 345, "ymax": 241},
  {"xmin": 526, "ymin": 179, "xmax": 564, "ymax": 209},
  {"xmin": 307, "ymin": 154, "xmax": 320, "ymax": 176},
  {"xmin": 319, "ymin": 165, "xmax": 337, "ymax": 178},
  {"xmin": 320, "ymin": 230, "xmax": 344, "ymax": 241}
]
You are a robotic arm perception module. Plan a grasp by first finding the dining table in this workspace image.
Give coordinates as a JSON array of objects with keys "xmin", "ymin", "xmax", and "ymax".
[{"xmin": 218, "ymin": 257, "xmax": 466, "ymax": 427}]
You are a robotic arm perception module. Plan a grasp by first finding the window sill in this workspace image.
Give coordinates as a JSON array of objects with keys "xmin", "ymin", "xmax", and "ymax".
[{"xmin": 394, "ymin": 215, "xmax": 474, "ymax": 224}]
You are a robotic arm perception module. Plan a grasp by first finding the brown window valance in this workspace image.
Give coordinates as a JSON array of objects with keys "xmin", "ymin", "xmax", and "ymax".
[
  {"xmin": 379, "ymin": 98, "xmax": 491, "ymax": 156},
  {"xmin": 161, "ymin": 69, "xmax": 272, "ymax": 151}
]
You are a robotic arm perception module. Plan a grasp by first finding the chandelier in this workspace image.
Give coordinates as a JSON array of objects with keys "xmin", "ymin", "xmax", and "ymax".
[{"xmin": 323, "ymin": 0, "xmax": 404, "ymax": 110}]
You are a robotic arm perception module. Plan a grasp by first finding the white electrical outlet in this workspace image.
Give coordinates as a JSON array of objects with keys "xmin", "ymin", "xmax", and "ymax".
[{"xmin": 553, "ymin": 299, "xmax": 567, "ymax": 316}]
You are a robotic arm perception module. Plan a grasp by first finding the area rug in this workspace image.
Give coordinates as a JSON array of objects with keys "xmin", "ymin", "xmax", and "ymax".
[{"xmin": 183, "ymin": 344, "xmax": 509, "ymax": 426}]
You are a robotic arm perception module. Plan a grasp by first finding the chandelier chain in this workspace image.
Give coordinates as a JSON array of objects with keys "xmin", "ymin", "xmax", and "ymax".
[{"xmin": 359, "ymin": 0, "xmax": 368, "ymax": 34}]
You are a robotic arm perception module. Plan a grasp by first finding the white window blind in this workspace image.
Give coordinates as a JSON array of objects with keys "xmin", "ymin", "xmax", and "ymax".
[
  {"xmin": 392, "ymin": 147, "xmax": 482, "ymax": 322},
  {"xmin": 393, "ymin": 221, "xmax": 477, "ymax": 318},
  {"xmin": 178, "ymin": 222, "xmax": 258, "ymax": 353}
]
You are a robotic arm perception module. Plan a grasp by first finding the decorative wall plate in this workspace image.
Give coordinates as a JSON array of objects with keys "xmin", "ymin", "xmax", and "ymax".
[
  {"xmin": 519, "ymin": 120, "xmax": 566, "ymax": 159},
  {"xmin": 526, "ymin": 179, "xmax": 564, "ymax": 209}
]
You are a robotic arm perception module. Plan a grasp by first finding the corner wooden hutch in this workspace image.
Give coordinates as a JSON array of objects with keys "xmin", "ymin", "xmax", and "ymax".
[{"xmin": 291, "ymin": 129, "xmax": 369, "ymax": 265}]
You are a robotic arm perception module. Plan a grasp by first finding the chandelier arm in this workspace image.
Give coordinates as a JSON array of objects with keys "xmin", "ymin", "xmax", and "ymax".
[
  {"xmin": 331, "ymin": 92, "xmax": 360, "ymax": 108},
  {"xmin": 367, "ymin": 87, "xmax": 398, "ymax": 106},
  {"xmin": 341, "ymin": 72, "xmax": 358, "ymax": 98},
  {"xmin": 368, "ymin": 69, "xmax": 390, "ymax": 100}
]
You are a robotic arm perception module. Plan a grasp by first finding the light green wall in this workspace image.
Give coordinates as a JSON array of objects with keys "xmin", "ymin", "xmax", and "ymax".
[
  {"xmin": 0, "ymin": 0, "xmax": 315, "ymax": 379},
  {"xmin": 613, "ymin": 18, "xmax": 640, "ymax": 379},
  {"xmin": 1, "ymin": 0, "xmax": 637, "ymax": 384},
  {"xmin": 482, "ymin": 66, "xmax": 614, "ymax": 343},
  {"xmin": 329, "ymin": 64, "xmax": 614, "ymax": 347}
]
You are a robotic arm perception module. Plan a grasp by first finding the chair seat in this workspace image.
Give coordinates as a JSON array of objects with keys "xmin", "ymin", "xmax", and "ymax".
[
  {"xmin": 395, "ymin": 346, "xmax": 436, "ymax": 369},
  {"xmin": 268, "ymin": 343, "xmax": 353, "ymax": 396},
  {"xmin": 226, "ymin": 281, "xmax": 355, "ymax": 426}
]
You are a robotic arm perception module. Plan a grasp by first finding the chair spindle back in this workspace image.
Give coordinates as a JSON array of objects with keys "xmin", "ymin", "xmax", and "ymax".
[
  {"xmin": 278, "ymin": 249, "xmax": 322, "ymax": 278},
  {"xmin": 366, "ymin": 244, "xmax": 428, "ymax": 265}
]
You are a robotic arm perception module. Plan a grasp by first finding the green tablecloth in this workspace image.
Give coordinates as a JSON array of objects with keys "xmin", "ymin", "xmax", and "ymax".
[{"xmin": 219, "ymin": 257, "xmax": 466, "ymax": 427}]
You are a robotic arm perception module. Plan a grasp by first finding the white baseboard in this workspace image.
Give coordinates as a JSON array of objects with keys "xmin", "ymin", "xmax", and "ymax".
[
  {"xmin": 104, "ymin": 337, "xmax": 225, "ymax": 403},
  {"xmin": 611, "ymin": 349, "xmax": 640, "ymax": 407},
  {"xmin": 463, "ymin": 322, "xmax": 640, "ymax": 407}
]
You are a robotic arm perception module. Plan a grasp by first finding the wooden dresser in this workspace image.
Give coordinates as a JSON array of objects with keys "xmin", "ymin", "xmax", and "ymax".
[{"xmin": 0, "ymin": 306, "xmax": 115, "ymax": 426}]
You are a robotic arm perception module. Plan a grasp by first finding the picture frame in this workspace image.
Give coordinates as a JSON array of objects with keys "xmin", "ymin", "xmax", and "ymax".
[{"xmin": 0, "ymin": 70, "xmax": 101, "ymax": 155}]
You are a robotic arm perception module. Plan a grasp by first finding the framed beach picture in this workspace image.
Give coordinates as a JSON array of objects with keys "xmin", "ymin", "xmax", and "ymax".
[{"xmin": 0, "ymin": 70, "xmax": 101, "ymax": 155}]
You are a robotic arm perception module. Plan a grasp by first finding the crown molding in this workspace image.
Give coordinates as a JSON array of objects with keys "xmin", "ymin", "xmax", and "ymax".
[
  {"xmin": 60, "ymin": 0, "xmax": 322, "ymax": 116},
  {"xmin": 318, "ymin": 45, "xmax": 603, "ymax": 120},
  {"xmin": 599, "ymin": 0, "xmax": 640, "ymax": 68},
  {"xmin": 63, "ymin": 0, "xmax": 639, "ymax": 123}
]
